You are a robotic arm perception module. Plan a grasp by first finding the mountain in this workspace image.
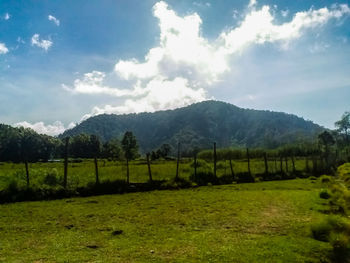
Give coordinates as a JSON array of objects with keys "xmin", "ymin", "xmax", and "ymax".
[{"xmin": 60, "ymin": 100, "xmax": 324, "ymax": 153}]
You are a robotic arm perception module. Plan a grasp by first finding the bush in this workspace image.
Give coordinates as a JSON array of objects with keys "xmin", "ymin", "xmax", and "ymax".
[
  {"xmin": 43, "ymin": 169, "xmax": 61, "ymax": 186},
  {"xmin": 189, "ymin": 170, "xmax": 218, "ymax": 186},
  {"xmin": 236, "ymin": 172, "xmax": 255, "ymax": 183},
  {"xmin": 311, "ymin": 219, "xmax": 333, "ymax": 242},
  {"xmin": 330, "ymin": 232, "xmax": 350, "ymax": 262},
  {"xmin": 320, "ymin": 189, "xmax": 331, "ymax": 199},
  {"xmin": 320, "ymin": 175, "xmax": 332, "ymax": 184}
]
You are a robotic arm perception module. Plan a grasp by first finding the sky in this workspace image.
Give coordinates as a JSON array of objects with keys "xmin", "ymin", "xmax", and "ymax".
[{"xmin": 0, "ymin": 0, "xmax": 350, "ymax": 136}]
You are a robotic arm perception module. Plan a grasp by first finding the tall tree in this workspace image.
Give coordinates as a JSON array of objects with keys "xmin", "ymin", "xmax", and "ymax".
[
  {"xmin": 121, "ymin": 131, "xmax": 139, "ymax": 184},
  {"xmin": 335, "ymin": 111, "xmax": 350, "ymax": 144}
]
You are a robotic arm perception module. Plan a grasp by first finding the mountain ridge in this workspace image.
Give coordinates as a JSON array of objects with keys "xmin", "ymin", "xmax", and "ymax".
[{"xmin": 60, "ymin": 100, "xmax": 324, "ymax": 153}]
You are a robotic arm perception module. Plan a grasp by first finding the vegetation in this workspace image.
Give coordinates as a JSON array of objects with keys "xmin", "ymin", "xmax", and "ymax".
[
  {"xmin": 60, "ymin": 101, "xmax": 324, "ymax": 153},
  {"xmin": 0, "ymin": 178, "xmax": 331, "ymax": 262},
  {"xmin": 311, "ymin": 163, "xmax": 350, "ymax": 262}
]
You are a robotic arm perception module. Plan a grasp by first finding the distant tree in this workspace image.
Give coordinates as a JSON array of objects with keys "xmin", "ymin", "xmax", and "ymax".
[
  {"xmin": 318, "ymin": 131, "xmax": 335, "ymax": 170},
  {"xmin": 335, "ymin": 111, "xmax": 350, "ymax": 144},
  {"xmin": 158, "ymin": 144, "xmax": 172, "ymax": 158},
  {"xmin": 121, "ymin": 131, "xmax": 139, "ymax": 184},
  {"xmin": 101, "ymin": 138, "xmax": 121, "ymax": 161}
]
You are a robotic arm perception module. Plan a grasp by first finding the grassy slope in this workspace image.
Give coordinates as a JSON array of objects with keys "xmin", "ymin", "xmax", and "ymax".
[{"xmin": 0, "ymin": 179, "xmax": 330, "ymax": 262}]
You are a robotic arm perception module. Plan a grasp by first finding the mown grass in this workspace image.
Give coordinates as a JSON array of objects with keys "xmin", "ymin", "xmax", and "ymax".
[{"xmin": 0, "ymin": 178, "xmax": 331, "ymax": 262}]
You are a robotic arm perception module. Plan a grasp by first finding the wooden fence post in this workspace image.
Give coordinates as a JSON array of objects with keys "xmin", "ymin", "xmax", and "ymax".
[
  {"xmin": 25, "ymin": 160, "xmax": 29, "ymax": 188},
  {"xmin": 94, "ymin": 156, "xmax": 99, "ymax": 185},
  {"xmin": 63, "ymin": 137, "xmax": 69, "ymax": 189},
  {"xmin": 291, "ymin": 155, "xmax": 296, "ymax": 174},
  {"xmin": 194, "ymin": 152, "xmax": 197, "ymax": 179},
  {"xmin": 263, "ymin": 152, "xmax": 268, "ymax": 178},
  {"xmin": 247, "ymin": 148, "xmax": 251, "ymax": 176},
  {"xmin": 214, "ymin": 142, "xmax": 217, "ymax": 178},
  {"xmin": 280, "ymin": 155, "xmax": 283, "ymax": 174},
  {"xmin": 229, "ymin": 159, "xmax": 235, "ymax": 180},
  {"xmin": 176, "ymin": 142, "xmax": 180, "ymax": 180},
  {"xmin": 147, "ymin": 153, "xmax": 152, "ymax": 182}
]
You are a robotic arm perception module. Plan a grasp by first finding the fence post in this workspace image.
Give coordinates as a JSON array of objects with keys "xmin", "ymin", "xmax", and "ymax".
[
  {"xmin": 194, "ymin": 152, "xmax": 197, "ymax": 179},
  {"xmin": 25, "ymin": 160, "xmax": 29, "ymax": 188},
  {"xmin": 263, "ymin": 152, "xmax": 268, "ymax": 179},
  {"xmin": 147, "ymin": 153, "xmax": 152, "ymax": 182},
  {"xmin": 63, "ymin": 137, "xmax": 69, "ymax": 189},
  {"xmin": 229, "ymin": 159, "xmax": 235, "ymax": 180},
  {"xmin": 176, "ymin": 142, "xmax": 180, "ymax": 180},
  {"xmin": 247, "ymin": 148, "xmax": 251, "ymax": 177},
  {"xmin": 94, "ymin": 156, "xmax": 99, "ymax": 185},
  {"xmin": 214, "ymin": 142, "xmax": 217, "ymax": 178}
]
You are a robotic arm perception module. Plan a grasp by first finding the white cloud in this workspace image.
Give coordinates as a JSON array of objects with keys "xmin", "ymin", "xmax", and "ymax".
[
  {"xmin": 248, "ymin": 0, "xmax": 257, "ymax": 9},
  {"xmin": 220, "ymin": 4, "xmax": 350, "ymax": 54},
  {"xmin": 63, "ymin": 71, "xmax": 148, "ymax": 97},
  {"xmin": 81, "ymin": 77, "xmax": 207, "ymax": 120},
  {"xmin": 48, "ymin": 15, "xmax": 60, "ymax": 26},
  {"xmin": 0, "ymin": 43, "xmax": 9, "ymax": 54},
  {"xmin": 14, "ymin": 121, "xmax": 76, "ymax": 136},
  {"xmin": 309, "ymin": 42, "xmax": 330, "ymax": 53},
  {"xmin": 281, "ymin": 9, "xmax": 289, "ymax": 17},
  {"xmin": 66, "ymin": 1, "xmax": 350, "ymax": 120},
  {"xmin": 31, "ymin": 34, "xmax": 53, "ymax": 51},
  {"xmin": 4, "ymin": 13, "xmax": 10, "ymax": 20},
  {"xmin": 193, "ymin": 2, "xmax": 211, "ymax": 8}
]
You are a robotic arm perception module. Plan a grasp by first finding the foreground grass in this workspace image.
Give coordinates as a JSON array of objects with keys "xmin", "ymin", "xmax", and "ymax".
[{"xmin": 0, "ymin": 178, "xmax": 330, "ymax": 262}]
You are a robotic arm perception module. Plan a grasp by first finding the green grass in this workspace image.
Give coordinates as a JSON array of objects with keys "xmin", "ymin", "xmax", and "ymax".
[
  {"xmin": 0, "ymin": 178, "xmax": 331, "ymax": 262},
  {"xmin": 0, "ymin": 157, "xmax": 311, "ymax": 191}
]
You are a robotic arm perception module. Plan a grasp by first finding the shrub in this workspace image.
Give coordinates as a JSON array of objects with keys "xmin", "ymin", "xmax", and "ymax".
[
  {"xmin": 320, "ymin": 189, "xmax": 331, "ymax": 199},
  {"xmin": 189, "ymin": 170, "xmax": 218, "ymax": 186},
  {"xmin": 43, "ymin": 169, "xmax": 61, "ymax": 186},
  {"xmin": 236, "ymin": 172, "xmax": 255, "ymax": 183},
  {"xmin": 330, "ymin": 232, "xmax": 350, "ymax": 262},
  {"xmin": 311, "ymin": 219, "xmax": 333, "ymax": 242},
  {"xmin": 320, "ymin": 175, "xmax": 332, "ymax": 184}
]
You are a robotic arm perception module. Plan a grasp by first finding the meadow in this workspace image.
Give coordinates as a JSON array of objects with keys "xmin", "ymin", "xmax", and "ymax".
[
  {"xmin": 0, "ymin": 157, "xmax": 312, "ymax": 191},
  {"xmin": 0, "ymin": 178, "xmax": 331, "ymax": 262}
]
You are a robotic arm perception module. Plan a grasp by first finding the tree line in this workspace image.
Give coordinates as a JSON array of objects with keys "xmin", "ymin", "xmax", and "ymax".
[{"xmin": 0, "ymin": 111, "xmax": 349, "ymax": 188}]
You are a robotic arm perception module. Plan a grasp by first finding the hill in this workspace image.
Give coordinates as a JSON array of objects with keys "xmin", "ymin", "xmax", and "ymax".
[{"xmin": 60, "ymin": 100, "xmax": 324, "ymax": 153}]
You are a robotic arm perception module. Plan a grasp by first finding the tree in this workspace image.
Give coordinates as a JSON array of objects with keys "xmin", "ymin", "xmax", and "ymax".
[
  {"xmin": 318, "ymin": 131, "xmax": 335, "ymax": 170},
  {"xmin": 101, "ymin": 138, "xmax": 121, "ymax": 161},
  {"xmin": 335, "ymin": 111, "xmax": 350, "ymax": 144},
  {"xmin": 121, "ymin": 131, "xmax": 139, "ymax": 184},
  {"xmin": 158, "ymin": 144, "xmax": 172, "ymax": 158}
]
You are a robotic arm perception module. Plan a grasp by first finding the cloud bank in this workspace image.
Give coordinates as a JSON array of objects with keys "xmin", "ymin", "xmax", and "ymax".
[
  {"xmin": 65, "ymin": 1, "xmax": 350, "ymax": 121},
  {"xmin": 14, "ymin": 121, "xmax": 76, "ymax": 136}
]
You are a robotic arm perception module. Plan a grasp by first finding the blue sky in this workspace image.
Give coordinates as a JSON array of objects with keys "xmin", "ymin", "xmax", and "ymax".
[{"xmin": 0, "ymin": 0, "xmax": 349, "ymax": 135}]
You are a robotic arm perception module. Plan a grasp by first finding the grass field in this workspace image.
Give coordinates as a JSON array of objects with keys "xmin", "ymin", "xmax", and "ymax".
[
  {"xmin": 0, "ymin": 178, "xmax": 331, "ymax": 262},
  {"xmin": 0, "ymin": 158, "xmax": 311, "ymax": 191}
]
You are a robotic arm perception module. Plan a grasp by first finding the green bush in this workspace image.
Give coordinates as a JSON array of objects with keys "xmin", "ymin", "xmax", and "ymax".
[
  {"xmin": 330, "ymin": 232, "xmax": 350, "ymax": 262},
  {"xmin": 43, "ymin": 169, "xmax": 61, "ymax": 186},
  {"xmin": 320, "ymin": 175, "xmax": 332, "ymax": 184},
  {"xmin": 189, "ymin": 170, "xmax": 218, "ymax": 186},
  {"xmin": 320, "ymin": 189, "xmax": 331, "ymax": 199},
  {"xmin": 311, "ymin": 219, "xmax": 333, "ymax": 242}
]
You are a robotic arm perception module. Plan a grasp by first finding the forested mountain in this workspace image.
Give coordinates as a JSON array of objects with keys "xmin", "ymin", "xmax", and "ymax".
[{"xmin": 60, "ymin": 101, "xmax": 324, "ymax": 153}]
